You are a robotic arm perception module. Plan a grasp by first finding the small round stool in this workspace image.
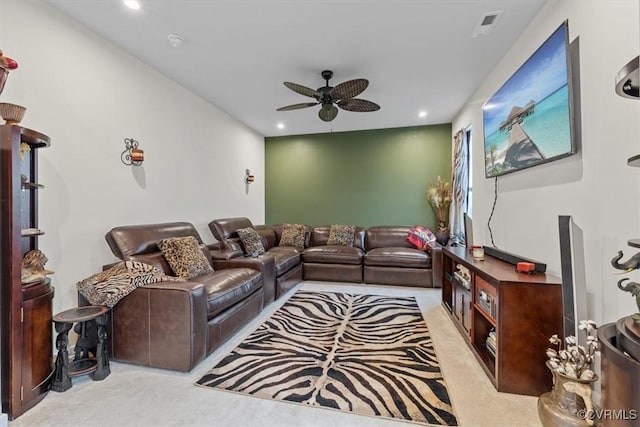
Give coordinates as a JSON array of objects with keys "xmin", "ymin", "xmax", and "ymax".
[{"xmin": 51, "ymin": 305, "xmax": 110, "ymax": 392}]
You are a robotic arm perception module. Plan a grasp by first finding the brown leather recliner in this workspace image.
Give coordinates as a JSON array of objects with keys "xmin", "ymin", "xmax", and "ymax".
[
  {"xmin": 208, "ymin": 217, "xmax": 303, "ymax": 301},
  {"xmin": 103, "ymin": 222, "xmax": 264, "ymax": 371}
]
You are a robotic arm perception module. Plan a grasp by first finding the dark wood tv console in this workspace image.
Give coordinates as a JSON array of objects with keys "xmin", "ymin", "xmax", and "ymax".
[{"xmin": 441, "ymin": 246, "xmax": 563, "ymax": 396}]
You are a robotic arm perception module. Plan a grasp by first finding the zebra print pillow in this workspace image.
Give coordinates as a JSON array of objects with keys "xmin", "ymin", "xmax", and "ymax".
[{"xmin": 76, "ymin": 261, "xmax": 183, "ymax": 308}]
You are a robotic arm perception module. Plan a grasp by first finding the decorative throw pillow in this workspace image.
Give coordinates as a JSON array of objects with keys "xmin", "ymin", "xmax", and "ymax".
[
  {"xmin": 76, "ymin": 261, "xmax": 183, "ymax": 308},
  {"xmin": 279, "ymin": 223, "xmax": 306, "ymax": 249},
  {"xmin": 157, "ymin": 236, "xmax": 214, "ymax": 278},
  {"xmin": 327, "ymin": 224, "xmax": 356, "ymax": 246},
  {"xmin": 407, "ymin": 225, "xmax": 436, "ymax": 250},
  {"xmin": 236, "ymin": 227, "xmax": 266, "ymax": 256}
]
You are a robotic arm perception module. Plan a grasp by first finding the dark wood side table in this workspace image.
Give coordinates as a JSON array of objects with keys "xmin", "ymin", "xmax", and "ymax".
[{"xmin": 51, "ymin": 305, "xmax": 110, "ymax": 392}]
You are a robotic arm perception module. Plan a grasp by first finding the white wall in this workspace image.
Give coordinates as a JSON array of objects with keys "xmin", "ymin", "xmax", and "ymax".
[
  {"xmin": 453, "ymin": 0, "xmax": 640, "ymax": 325},
  {"xmin": 0, "ymin": 0, "xmax": 266, "ymax": 315}
]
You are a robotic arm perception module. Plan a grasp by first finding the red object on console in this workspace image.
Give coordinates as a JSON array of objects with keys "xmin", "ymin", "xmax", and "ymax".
[{"xmin": 516, "ymin": 261, "xmax": 536, "ymax": 273}]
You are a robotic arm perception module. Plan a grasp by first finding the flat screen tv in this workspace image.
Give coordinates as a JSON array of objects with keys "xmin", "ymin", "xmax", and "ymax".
[{"xmin": 482, "ymin": 21, "xmax": 575, "ymax": 178}]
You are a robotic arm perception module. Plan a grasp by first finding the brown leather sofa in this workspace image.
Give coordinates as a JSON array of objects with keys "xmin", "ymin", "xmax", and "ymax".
[
  {"xmin": 208, "ymin": 218, "xmax": 442, "ymax": 289},
  {"xmin": 302, "ymin": 226, "xmax": 366, "ymax": 283},
  {"xmin": 208, "ymin": 218, "xmax": 303, "ymax": 301},
  {"xmin": 103, "ymin": 222, "xmax": 264, "ymax": 371}
]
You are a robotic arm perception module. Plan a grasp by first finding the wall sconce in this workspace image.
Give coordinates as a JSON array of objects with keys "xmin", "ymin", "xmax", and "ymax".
[
  {"xmin": 244, "ymin": 169, "xmax": 255, "ymax": 184},
  {"xmin": 121, "ymin": 138, "xmax": 144, "ymax": 166}
]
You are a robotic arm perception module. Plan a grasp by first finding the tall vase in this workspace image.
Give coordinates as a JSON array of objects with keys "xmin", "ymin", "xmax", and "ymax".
[
  {"xmin": 537, "ymin": 363, "xmax": 598, "ymax": 427},
  {"xmin": 435, "ymin": 222, "xmax": 450, "ymax": 246}
]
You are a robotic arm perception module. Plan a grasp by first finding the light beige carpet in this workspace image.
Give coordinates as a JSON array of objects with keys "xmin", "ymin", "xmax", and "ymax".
[
  {"xmin": 8, "ymin": 282, "xmax": 541, "ymax": 427},
  {"xmin": 197, "ymin": 290, "xmax": 458, "ymax": 425}
]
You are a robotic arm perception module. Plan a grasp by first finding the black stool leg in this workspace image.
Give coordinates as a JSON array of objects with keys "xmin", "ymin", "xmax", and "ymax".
[
  {"xmin": 51, "ymin": 321, "xmax": 73, "ymax": 392},
  {"xmin": 93, "ymin": 313, "xmax": 110, "ymax": 380}
]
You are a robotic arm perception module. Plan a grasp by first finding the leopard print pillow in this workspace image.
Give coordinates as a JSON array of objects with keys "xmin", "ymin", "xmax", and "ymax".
[
  {"xmin": 76, "ymin": 260, "xmax": 183, "ymax": 308},
  {"xmin": 279, "ymin": 223, "xmax": 306, "ymax": 249},
  {"xmin": 157, "ymin": 236, "xmax": 213, "ymax": 278},
  {"xmin": 236, "ymin": 227, "xmax": 265, "ymax": 256},
  {"xmin": 327, "ymin": 224, "xmax": 356, "ymax": 247}
]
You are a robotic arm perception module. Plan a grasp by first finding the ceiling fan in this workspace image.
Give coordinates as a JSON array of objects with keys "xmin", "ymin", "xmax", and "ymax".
[{"xmin": 277, "ymin": 70, "xmax": 380, "ymax": 122}]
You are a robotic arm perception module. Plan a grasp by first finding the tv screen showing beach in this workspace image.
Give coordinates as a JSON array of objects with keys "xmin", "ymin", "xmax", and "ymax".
[{"xmin": 482, "ymin": 21, "xmax": 575, "ymax": 178}]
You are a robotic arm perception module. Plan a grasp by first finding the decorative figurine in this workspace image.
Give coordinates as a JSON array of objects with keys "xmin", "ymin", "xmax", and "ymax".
[
  {"xmin": 21, "ymin": 249, "xmax": 54, "ymax": 284},
  {"xmin": 617, "ymin": 278, "xmax": 640, "ymax": 322},
  {"xmin": 611, "ymin": 250, "xmax": 640, "ymax": 272},
  {"xmin": 0, "ymin": 49, "xmax": 18, "ymax": 97}
]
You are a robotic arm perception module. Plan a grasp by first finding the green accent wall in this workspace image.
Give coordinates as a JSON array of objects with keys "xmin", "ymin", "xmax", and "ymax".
[{"xmin": 265, "ymin": 124, "xmax": 452, "ymax": 228}]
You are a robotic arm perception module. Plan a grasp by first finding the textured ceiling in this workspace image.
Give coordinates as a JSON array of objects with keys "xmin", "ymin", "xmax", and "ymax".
[{"xmin": 47, "ymin": 0, "xmax": 548, "ymax": 137}]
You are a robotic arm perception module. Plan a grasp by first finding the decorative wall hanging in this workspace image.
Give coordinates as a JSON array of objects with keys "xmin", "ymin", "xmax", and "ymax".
[{"xmin": 121, "ymin": 138, "xmax": 144, "ymax": 166}]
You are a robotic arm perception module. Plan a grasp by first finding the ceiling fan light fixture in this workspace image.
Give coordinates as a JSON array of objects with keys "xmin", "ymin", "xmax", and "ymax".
[{"xmin": 277, "ymin": 70, "xmax": 380, "ymax": 122}]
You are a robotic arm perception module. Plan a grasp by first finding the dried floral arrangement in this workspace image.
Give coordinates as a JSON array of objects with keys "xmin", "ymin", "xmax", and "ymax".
[
  {"xmin": 545, "ymin": 320, "xmax": 598, "ymax": 380},
  {"xmin": 427, "ymin": 176, "xmax": 452, "ymax": 227}
]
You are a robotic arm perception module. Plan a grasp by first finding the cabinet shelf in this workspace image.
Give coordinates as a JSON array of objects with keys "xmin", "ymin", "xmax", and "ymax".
[
  {"xmin": 628, "ymin": 239, "xmax": 640, "ymax": 248},
  {"xmin": 615, "ymin": 56, "xmax": 639, "ymax": 100},
  {"xmin": 474, "ymin": 304, "xmax": 497, "ymax": 327},
  {"xmin": 627, "ymin": 154, "xmax": 640, "ymax": 167},
  {"xmin": 21, "ymin": 182, "xmax": 44, "ymax": 190},
  {"xmin": 21, "ymin": 229, "xmax": 44, "ymax": 237},
  {"xmin": 0, "ymin": 125, "xmax": 51, "ymax": 148}
]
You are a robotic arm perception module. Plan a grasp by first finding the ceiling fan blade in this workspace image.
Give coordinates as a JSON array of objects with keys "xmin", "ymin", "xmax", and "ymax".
[
  {"xmin": 331, "ymin": 79, "xmax": 369, "ymax": 100},
  {"xmin": 337, "ymin": 98, "xmax": 380, "ymax": 112},
  {"xmin": 276, "ymin": 102, "xmax": 319, "ymax": 111},
  {"xmin": 318, "ymin": 105, "xmax": 338, "ymax": 122},
  {"xmin": 283, "ymin": 82, "xmax": 321, "ymax": 98}
]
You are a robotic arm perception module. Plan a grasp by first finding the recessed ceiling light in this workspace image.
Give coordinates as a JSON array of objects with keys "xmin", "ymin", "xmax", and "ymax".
[
  {"xmin": 123, "ymin": 1, "xmax": 141, "ymax": 10},
  {"xmin": 277, "ymin": 123, "xmax": 285, "ymax": 130},
  {"xmin": 419, "ymin": 111, "xmax": 428, "ymax": 118},
  {"xmin": 167, "ymin": 34, "xmax": 184, "ymax": 48}
]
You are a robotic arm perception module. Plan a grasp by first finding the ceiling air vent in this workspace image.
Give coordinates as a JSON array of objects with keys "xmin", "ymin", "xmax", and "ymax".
[{"xmin": 472, "ymin": 10, "xmax": 503, "ymax": 37}]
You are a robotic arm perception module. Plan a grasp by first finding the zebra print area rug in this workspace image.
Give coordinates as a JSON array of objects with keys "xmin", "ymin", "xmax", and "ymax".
[{"xmin": 196, "ymin": 291, "xmax": 458, "ymax": 425}]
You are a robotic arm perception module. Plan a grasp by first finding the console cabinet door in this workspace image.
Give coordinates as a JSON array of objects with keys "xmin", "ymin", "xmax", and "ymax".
[
  {"xmin": 22, "ymin": 287, "xmax": 54, "ymax": 406},
  {"xmin": 462, "ymin": 291, "xmax": 472, "ymax": 334}
]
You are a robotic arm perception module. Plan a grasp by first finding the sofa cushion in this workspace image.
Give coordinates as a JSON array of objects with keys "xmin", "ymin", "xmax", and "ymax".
[
  {"xmin": 303, "ymin": 246, "xmax": 364, "ymax": 265},
  {"xmin": 327, "ymin": 224, "xmax": 356, "ymax": 246},
  {"xmin": 194, "ymin": 269, "xmax": 262, "ymax": 318},
  {"xmin": 279, "ymin": 223, "xmax": 306, "ymax": 249},
  {"xmin": 158, "ymin": 236, "xmax": 214, "ymax": 279},
  {"xmin": 267, "ymin": 249, "xmax": 301, "ymax": 275},
  {"xmin": 364, "ymin": 247, "xmax": 432, "ymax": 269},
  {"xmin": 365, "ymin": 226, "xmax": 415, "ymax": 251},
  {"xmin": 236, "ymin": 227, "xmax": 266, "ymax": 256}
]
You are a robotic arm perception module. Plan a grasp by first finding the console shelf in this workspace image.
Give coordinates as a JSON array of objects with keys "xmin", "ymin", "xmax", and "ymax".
[{"xmin": 441, "ymin": 246, "xmax": 563, "ymax": 396}]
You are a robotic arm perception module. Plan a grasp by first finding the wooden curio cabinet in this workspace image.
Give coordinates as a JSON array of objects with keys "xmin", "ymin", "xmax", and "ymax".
[{"xmin": 0, "ymin": 124, "xmax": 54, "ymax": 419}]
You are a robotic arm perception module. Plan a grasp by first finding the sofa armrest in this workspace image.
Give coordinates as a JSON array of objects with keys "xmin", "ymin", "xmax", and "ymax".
[
  {"xmin": 210, "ymin": 249, "xmax": 244, "ymax": 260},
  {"xmin": 427, "ymin": 242, "xmax": 443, "ymax": 288},
  {"xmin": 110, "ymin": 280, "xmax": 208, "ymax": 372},
  {"xmin": 207, "ymin": 242, "xmax": 223, "ymax": 251},
  {"xmin": 212, "ymin": 255, "xmax": 276, "ymax": 304}
]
